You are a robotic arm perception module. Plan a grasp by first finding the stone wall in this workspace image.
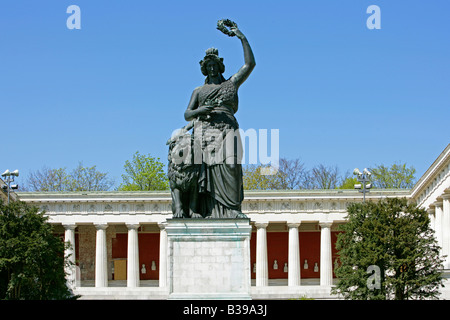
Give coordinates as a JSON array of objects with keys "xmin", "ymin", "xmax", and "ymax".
[{"xmin": 78, "ymin": 225, "xmax": 116, "ymax": 280}]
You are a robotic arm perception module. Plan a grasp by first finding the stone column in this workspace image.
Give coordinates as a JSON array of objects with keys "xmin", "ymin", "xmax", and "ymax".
[
  {"xmin": 427, "ymin": 207, "xmax": 435, "ymax": 232},
  {"xmin": 443, "ymin": 195, "xmax": 450, "ymax": 269},
  {"xmin": 434, "ymin": 201, "xmax": 444, "ymax": 255},
  {"xmin": 158, "ymin": 222, "xmax": 168, "ymax": 288},
  {"xmin": 63, "ymin": 223, "xmax": 76, "ymax": 288},
  {"xmin": 126, "ymin": 223, "xmax": 140, "ymax": 287},
  {"xmin": 287, "ymin": 222, "xmax": 301, "ymax": 286},
  {"xmin": 95, "ymin": 223, "xmax": 108, "ymax": 287},
  {"xmin": 255, "ymin": 222, "xmax": 269, "ymax": 287},
  {"xmin": 319, "ymin": 221, "xmax": 333, "ymax": 286}
]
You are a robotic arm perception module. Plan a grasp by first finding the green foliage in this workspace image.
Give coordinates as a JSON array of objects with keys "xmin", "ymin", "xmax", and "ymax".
[
  {"xmin": 336, "ymin": 163, "xmax": 416, "ymax": 190},
  {"xmin": 118, "ymin": 151, "xmax": 169, "ymax": 191},
  {"xmin": 338, "ymin": 177, "xmax": 359, "ymax": 189},
  {"xmin": 0, "ymin": 200, "xmax": 77, "ymax": 300},
  {"xmin": 243, "ymin": 164, "xmax": 282, "ymax": 190},
  {"xmin": 25, "ymin": 162, "xmax": 114, "ymax": 192},
  {"xmin": 369, "ymin": 163, "xmax": 416, "ymax": 189},
  {"xmin": 332, "ymin": 198, "xmax": 444, "ymax": 300},
  {"xmin": 241, "ymin": 159, "xmax": 417, "ymax": 191}
]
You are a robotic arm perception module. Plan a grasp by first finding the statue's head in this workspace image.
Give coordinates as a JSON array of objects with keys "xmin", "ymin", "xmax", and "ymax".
[{"xmin": 199, "ymin": 48, "xmax": 226, "ymax": 82}]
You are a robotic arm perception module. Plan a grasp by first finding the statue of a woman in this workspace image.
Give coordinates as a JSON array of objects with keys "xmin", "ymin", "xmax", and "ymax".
[{"xmin": 184, "ymin": 21, "xmax": 256, "ymax": 218}]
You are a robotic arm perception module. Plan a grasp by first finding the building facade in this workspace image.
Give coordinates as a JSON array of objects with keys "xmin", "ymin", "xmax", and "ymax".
[{"xmin": 16, "ymin": 144, "xmax": 450, "ymax": 299}]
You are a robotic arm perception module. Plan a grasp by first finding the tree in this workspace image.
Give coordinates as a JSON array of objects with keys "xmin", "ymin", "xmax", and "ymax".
[
  {"xmin": 277, "ymin": 158, "xmax": 308, "ymax": 190},
  {"xmin": 337, "ymin": 163, "xmax": 416, "ymax": 190},
  {"xmin": 243, "ymin": 158, "xmax": 308, "ymax": 190},
  {"xmin": 332, "ymin": 198, "xmax": 444, "ymax": 300},
  {"xmin": 243, "ymin": 159, "xmax": 344, "ymax": 190},
  {"xmin": 338, "ymin": 176, "xmax": 359, "ymax": 189},
  {"xmin": 118, "ymin": 151, "xmax": 169, "ymax": 191},
  {"xmin": 68, "ymin": 162, "xmax": 114, "ymax": 191},
  {"xmin": 243, "ymin": 164, "xmax": 282, "ymax": 190},
  {"xmin": 25, "ymin": 166, "xmax": 71, "ymax": 192},
  {"xmin": 0, "ymin": 200, "xmax": 77, "ymax": 299},
  {"xmin": 369, "ymin": 163, "xmax": 416, "ymax": 189},
  {"xmin": 24, "ymin": 162, "xmax": 114, "ymax": 192},
  {"xmin": 308, "ymin": 164, "xmax": 342, "ymax": 189}
]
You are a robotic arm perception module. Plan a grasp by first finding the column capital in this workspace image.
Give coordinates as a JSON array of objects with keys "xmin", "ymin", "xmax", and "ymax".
[
  {"xmin": 158, "ymin": 222, "xmax": 168, "ymax": 230},
  {"xmin": 319, "ymin": 221, "xmax": 333, "ymax": 228},
  {"xmin": 62, "ymin": 223, "xmax": 77, "ymax": 230},
  {"xmin": 94, "ymin": 223, "xmax": 108, "ymax": 230},
  {"xmin": 442, "ymin": 193, "xmax": 450, "ymax": 200},
  {"xmin": 254, "ymin": 221, "xmax": 269, "ymax": 229},
  {"xmin": 287, "ymin": 222, "xmax": 301, "ymax": 229},
  {"xmin": 126, "ymin": 223, "xmax": 140, "ymax": 230},
  {"xmin": 433, "ymin": 200, "xmax": 444, "ymax": 208}
]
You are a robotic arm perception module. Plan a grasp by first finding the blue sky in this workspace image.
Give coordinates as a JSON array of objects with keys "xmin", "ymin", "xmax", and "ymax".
[{"xmin": 1, "ymin": 0, "xmax": 449, "ymax": 189}]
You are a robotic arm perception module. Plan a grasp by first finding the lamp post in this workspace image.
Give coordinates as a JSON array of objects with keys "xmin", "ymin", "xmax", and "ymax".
[
  {"xmin": 353, "ymin": 168, "xmax": 372, "ymax": 203},
  {"xmin": 1, "ymin": 169, "xmax": 19, "ymax": 204}
]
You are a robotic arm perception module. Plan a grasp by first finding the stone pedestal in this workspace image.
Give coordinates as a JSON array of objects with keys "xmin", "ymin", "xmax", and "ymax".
[{"xmin": 166, "ymin": 219, "xmax": 252, "ymax": 300}]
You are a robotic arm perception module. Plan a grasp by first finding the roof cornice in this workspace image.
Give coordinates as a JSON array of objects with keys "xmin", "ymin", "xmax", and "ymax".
[
  {"xmin": 410, "ymin": 143, "xmax": 450, "ymax": 199},
  {"xmin": 16, "ymin": 188, "xmax": 410, "ymax": 203}
]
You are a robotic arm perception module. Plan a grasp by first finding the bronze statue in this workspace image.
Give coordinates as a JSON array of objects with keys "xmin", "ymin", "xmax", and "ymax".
[{"xmin": 168, "ymin": 20, "xmax": 255, "ymax": 218}]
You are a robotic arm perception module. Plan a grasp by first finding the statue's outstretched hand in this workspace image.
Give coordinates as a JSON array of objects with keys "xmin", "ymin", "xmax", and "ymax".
[
  {"xmin": 231, "ymin": 27, "xmax": 245, "ymax": 40},
  {"xmin": 217, "ymin": 19, "xmax": 244, "ymax": 39}
]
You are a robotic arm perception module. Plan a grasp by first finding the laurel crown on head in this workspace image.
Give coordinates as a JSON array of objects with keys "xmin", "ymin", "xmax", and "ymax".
[{"xmin": 199, "ymin": 47, "xmax": 225, "ymax": 76}]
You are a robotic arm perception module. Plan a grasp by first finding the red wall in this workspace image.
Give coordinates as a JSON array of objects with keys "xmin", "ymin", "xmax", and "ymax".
[
  {"xmin": 250, "ymin": 231, "xmax": 340, "ymax": 279},
  {"xmin": 300, "ymin": 232, "xmax": 321, "ymax": 278},
  {"xmin": 112, "ymin": 233, "xmax": 160, "ymax": 280}
]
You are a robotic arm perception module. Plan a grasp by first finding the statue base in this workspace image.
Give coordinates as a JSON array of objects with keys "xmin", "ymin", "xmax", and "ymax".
[{"xmin": 166, "ymin": 218, "xmax": 252, "ymax": 300}]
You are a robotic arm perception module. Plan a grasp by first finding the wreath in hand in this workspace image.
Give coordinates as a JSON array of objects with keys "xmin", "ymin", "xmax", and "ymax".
[{"xmin": 217, "ymin": 19, "xmax": 238, "ymax": 37}]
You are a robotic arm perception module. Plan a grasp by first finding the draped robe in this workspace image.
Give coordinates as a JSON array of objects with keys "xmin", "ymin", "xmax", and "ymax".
[{"xmin": 194, "ymin": 79, "xmax": 245, "ymax": 218}]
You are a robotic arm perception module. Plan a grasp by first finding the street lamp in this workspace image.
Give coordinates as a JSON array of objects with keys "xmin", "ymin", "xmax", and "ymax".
[
  {"xmin": 1, "ymin": 169, "xmax": 19, "ymax": 204},
  {"xmin": 353, "ymin": 168, "xmax": 372, "ymax": 203}
]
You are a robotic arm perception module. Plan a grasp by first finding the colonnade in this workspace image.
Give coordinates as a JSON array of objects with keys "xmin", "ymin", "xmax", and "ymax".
[
  {"xmin": 429, "ymin": 192, "xmax": 450, "ymax": 268},
  {"xmin": 254, "ymin": 221, "xmax": 334, "ymax": 287},
  {"xmin": 63, "ymin": 222, "xmax": 170, "ymax": 289},
  {"xmin": 63, "ymin": 220, "xmax": 336, "ymax": 289}
]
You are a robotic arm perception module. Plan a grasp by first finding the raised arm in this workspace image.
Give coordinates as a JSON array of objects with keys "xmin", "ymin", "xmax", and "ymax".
[{"xmin": 230, "ymin": 27, "xmax": 256, "ymax": 88}]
